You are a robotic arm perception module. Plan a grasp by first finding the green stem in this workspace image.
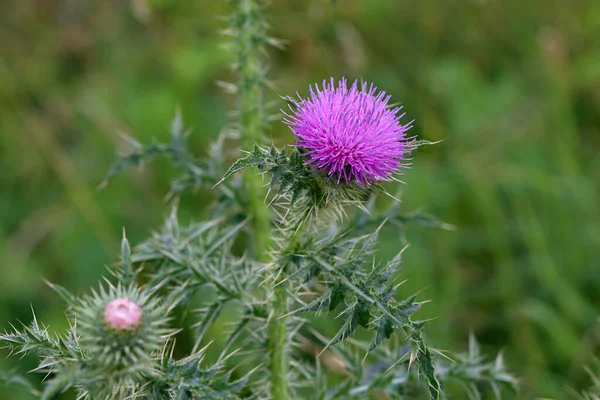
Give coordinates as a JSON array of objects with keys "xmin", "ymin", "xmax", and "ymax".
[
  {"xmin": 235, "ymin": 1, "xmax": 287, "ymax": 397},
  {"xmin": 237, "ymin": 0, "xmax": 271, "ymax": 259},
  {"xmin": 266, "ymin": 226, "xmax": 306, "ymax": 400},
  {"xmin": 268, "ymin": 278, "xmax": 289, "ymax": 400}
]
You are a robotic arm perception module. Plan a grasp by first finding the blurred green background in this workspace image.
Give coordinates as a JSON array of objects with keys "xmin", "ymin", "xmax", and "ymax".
[{"xmin": 1, "ymin": 0, "xmax": 599, "ymax": 398}]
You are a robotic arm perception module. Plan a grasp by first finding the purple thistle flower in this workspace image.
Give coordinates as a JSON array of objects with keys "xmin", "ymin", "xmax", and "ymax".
[{"xmin": 283, "ymin": 78, "xmax": 414, "ymax": 186}]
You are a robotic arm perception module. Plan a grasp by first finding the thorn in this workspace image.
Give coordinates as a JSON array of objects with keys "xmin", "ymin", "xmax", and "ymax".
[
  {"xmin": 408, "ymin": 350, "xmax": 416, "ymax": 373},
  {"xmin": 385, "ymin": 350, "xmax": 410, "ymax": 373},
  {"xmin": 399, "ymin": 243, "xmax": 411, "ymax": 254},
  {"xmin": 97, "ymin": 180, "xmax": 108, "ymax": 190},
  {"xmin": 211, "ymin": 178, "xmax": 225, "ymax": 189},
  {"xmin": 431, "ymin": 347, "xmax": 454, "ymax": 362},
  {"xmin": 278, "ymin": 309, "xmax": 298, "ymax": 319},
  {"xmin": 393, "ymin": 279, "xmax": 408, "ymax": 290}
]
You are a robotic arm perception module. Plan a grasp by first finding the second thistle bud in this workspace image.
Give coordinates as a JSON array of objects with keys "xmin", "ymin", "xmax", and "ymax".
[
  {"xmin": 75, "ymin": 284, "xmax": 170, "ymax": 370},
  {"xmin": 104, "ymin": 298, "xmax": 142, "ymax": 330}
]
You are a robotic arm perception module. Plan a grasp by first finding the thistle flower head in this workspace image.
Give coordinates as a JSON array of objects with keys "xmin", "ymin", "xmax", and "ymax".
[
  {"xmin": 104, "ymin": 297, "xmax": 142, "ymax": 330},
  {"xmin": 283, "ymin": 78, "xmax": 414, "ymax": 186},
  {"xmin": 75, "ymin": 284, "xmax": 170, "ymax": 369}
]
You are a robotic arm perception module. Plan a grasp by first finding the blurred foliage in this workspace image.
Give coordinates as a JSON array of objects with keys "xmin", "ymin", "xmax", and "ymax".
[{"xmin": 0, "ymin": 0, "xmax": 599, "ymax": 399}]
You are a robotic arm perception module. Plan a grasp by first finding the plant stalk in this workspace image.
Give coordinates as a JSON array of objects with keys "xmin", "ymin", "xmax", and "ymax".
[
  {"xmin": 238, "ymin": 0, "xmax": 271, "ymax": 260},
  {"xmin": 236, "ymin": 0, "xmax": 288, "ymax": 398},
  {"xmin": 268, "ymin": 277, "xmax": 289, "ymax": 400}
]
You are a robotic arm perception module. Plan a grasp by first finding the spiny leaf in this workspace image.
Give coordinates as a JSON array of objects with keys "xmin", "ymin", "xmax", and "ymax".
[
  {"xmin": 280, "ymin": 226, "xmax": 440, "ymax": 398},
  {"xmin": 370, "ymin": 317, "xmax": 394, "ymax": 351},
  {"xmin": 219, "ymin": 144, "xmax": 374, "ymax": 226},
  {"xmin": 410, "ymin": 336, "xmax": 440, "ymax": 399},
  {"xmin": 294, "ymin": 293, "xmax": 330, "ymax": 314}
]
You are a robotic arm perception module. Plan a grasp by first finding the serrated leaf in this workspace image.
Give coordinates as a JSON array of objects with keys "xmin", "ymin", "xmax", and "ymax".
[
  {"xmin": 328, "ymin": 284, "xmax": 346, "ymax": 311},
  {"xmin": 294, "ymin": 293, "xmax": 330, "ymax": 314},
  {"xmin": 369, "ymin": 317, "xmax": 394, "ymax": 351}
]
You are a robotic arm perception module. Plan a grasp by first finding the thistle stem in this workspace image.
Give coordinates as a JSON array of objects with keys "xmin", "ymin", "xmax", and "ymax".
[
  {"xmin": 237, "ymin": 0, "xmax": 271, "ymax": 259},
  {"xmin": 235, "ymin": 0, "xmax": 288, "ymax": 397},
  {"xmin": 268, "ymin": 278, "xmax": 289, "ymax": 400}
]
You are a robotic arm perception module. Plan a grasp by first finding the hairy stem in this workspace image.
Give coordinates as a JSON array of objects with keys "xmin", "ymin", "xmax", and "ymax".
[
  {"xmin": 237, "ymin": 0, "xmax": 271, "ymax": 260},
  {"xmin": 268, "ymin": 278, "xmax": 289, "ymax": 400},
  {"xmin": 235, "ymin": 0, "xmax": 287, "ymax": 397}
]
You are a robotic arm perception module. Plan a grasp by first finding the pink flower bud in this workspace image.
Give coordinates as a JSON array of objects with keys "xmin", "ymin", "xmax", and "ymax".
[{"xmin": 104, "ymin": 298, "xmax": 142, "ymax": 330}]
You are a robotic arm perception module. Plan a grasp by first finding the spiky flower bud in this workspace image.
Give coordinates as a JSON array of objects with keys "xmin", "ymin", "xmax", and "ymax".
[
  {"xmin": 104, "ymin": 298, "xmax": 142, "ymax": 330},
  {"xmin": 75, "ymin": 284, "xmax": 170, "ymax": 370}
]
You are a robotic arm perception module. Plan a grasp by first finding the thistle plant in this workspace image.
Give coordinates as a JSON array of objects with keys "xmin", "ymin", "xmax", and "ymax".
[{"xmin": 0, "ymin": 1, "xmax": 518, "ymax": 399}]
